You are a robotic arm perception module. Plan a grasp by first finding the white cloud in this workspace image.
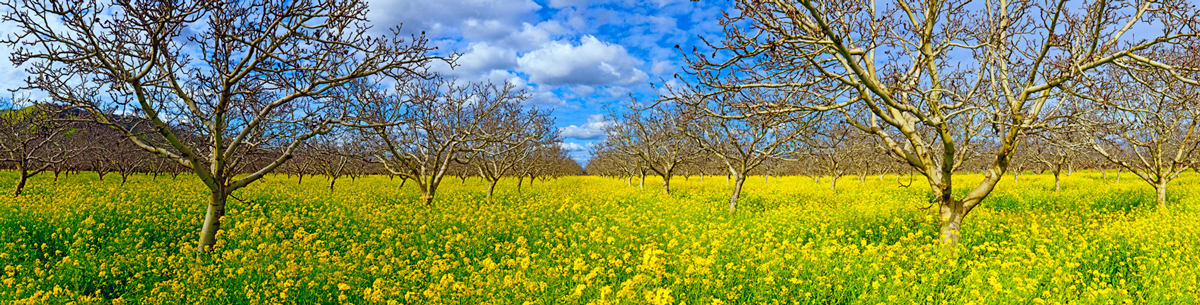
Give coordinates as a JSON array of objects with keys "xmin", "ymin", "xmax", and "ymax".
[
  {"xmin": 517, "ymin": 35, "xmax": 648, "ymax": 87},
  {"xmin": 445, "ymin": 42, "xmax": 518, "ymax": 76},
  {"xmin": 559, "ymin": 142, "xmax": 588, "ymax": 151},
  {"xmin": 558, "ymin": 114, "xmax": 609, "ymax": 140}
]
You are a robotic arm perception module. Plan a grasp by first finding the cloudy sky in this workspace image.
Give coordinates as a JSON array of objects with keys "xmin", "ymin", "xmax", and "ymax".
[
  {"xmin": 368, "ymin": 0, "xmax": 731, "ymax": 163},
  {"xmin": 0, "ymin": 0, "xmax": 732, "ymax": 164}
]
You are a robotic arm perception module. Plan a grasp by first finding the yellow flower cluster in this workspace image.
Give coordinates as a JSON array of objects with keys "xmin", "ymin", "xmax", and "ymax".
[{"xmin": 0, "ymin": 171, "xmax": 1197, "ymax": 304}]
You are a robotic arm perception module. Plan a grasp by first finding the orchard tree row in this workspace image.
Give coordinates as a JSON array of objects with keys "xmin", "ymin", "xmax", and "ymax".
[
  {"xmin": 586, "ymin": 0, "xmax": 1200, "ymax": 247},
  {"xmin": 0, "ymin": 0, "xmax": 579, "ymax": 257}
]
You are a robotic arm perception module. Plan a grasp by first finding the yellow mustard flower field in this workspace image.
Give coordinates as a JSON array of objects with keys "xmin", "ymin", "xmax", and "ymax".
[{"xmin": 1, "ymin": 172, "xmax": 1199, "ymax": 304}]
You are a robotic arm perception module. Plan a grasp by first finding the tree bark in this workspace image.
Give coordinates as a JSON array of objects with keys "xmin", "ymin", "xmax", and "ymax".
[
  {"xmin": 13, "ymin": 169, "xmax": 28, "ymax": 196},
  {"xmin": 486, "ymin": 179, "xmax": 498, "ymax": 202},
  {"xmin": 1053, "ymin": 170, "xmax": 1061, "ymax": 193},
  {"xmin": 830, "ymin": 175, "xmax": 838, "ymax": 191},
  {"xmin": 196, "ymin": 190, "xmax": 229, "ymax": 258},
  {"xmin": 662, "ymin": 176, "xmax": 671, "ymax": 194},
  {"xmin": 728, "ymin": 175, "xmax": 745, "ymax": 213},
  {"xmin": 639, "ymin": 174, "xmax": 645, "ymax": 189},
  {"xmin": 328, "ymin": 178, "xmax": 336, "ymax": 192},
  {"xmin": 1155, "ymin": 183, "xmax": 1167, "ymax": 208}
]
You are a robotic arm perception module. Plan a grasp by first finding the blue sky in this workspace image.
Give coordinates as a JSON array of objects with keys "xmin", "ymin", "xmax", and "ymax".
[
  {"xmin": 363, "ymin": 0, "xmax": 732, "ymax": 163},
  {"xmin": 0, "ymin": 0, "xmax": 732, "ymax": 164}
]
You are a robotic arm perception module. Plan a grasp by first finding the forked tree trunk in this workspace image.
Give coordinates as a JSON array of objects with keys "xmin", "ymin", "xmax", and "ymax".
[
  {"xmin": 13, "ymin": 169, "xmax": 28, "ymax": 196},
  {"xmin": 662, "ymin": 176, "xmax": 671, "ymax": 194},
  {"xmin": 398, "ymin": 177, "xmax": 407, "ymax": 189},
  {"xmin": 486, "ymin": 179, "xmax": 498, "ymax": 202},
  {"xmin": 516, "ymin": 176, "xmax": 523, "ymax": 193},
  {"xmin": 728, "ymin": 175, "xmax": 746, "ymax": 213},
  {"xmin": 421, "ymin": 182, "xmax": 439, "ymax": 206},
  {"xmin": 1100, "ymin": 169, "xmax": 1107, "ymax": 179},
  {"xmin": 197, "ymin": 189, "xmax": 229, "ymax": 257}
]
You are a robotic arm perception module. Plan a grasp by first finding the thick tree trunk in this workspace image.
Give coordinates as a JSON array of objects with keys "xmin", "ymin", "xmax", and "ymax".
[
  {"xmin": 728, "ymin": 176, "xmax": 745, "ymax": 213},
  {"xmin": 421, "ymin": 183, "xmax": 439, "ymax": 206},
  {"xmin": 328, "ymin": 178, "xmax": 336, "ymax": 192},
  {"xmin": 13, "ymin": 170, "xmax": 28, "ymax": 196},
  {"xmin": 830, "ymin": 175, "xmax": 838, "ymax": 191},
  {"xmin": 1053, "ymin": 170, "xmax": 1061, "ymax": 193},
  {"xmin": 297, "ymin": 173, "xmax": 304, "ymax": 185},
  {"xmin": 662, "ymin": 176, "xmax": 671, "ymax": 194},
  {"xmin": 1155, "ymin": 183, "xmax": 1167, "ymax": 208},
  {"xmin": 486, "ymin": 179, "xmax": 498, "ymax": 202},
  {"xmin": 639, "ymin": 175, "xmax": 645, "ymax": 189},
  {"xmin": 196, "ymin": 190, "xmax": 229, "ymax": 258}
]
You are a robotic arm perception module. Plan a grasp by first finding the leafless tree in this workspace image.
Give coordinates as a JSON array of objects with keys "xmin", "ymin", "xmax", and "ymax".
[
  {"xmin": 677, "ymin": 89, "xmax": 816, "ymax": 212},
  {"xmin": 0, "ymin": 99, "xmax": 82, "ymax": 195},
  {"xmin": 603, "ymin": 103, "xmax": 702, "ymax": 194},
  {"xmin": 680, "ymin": 0, "xmax": 1200, "ymax": 245},
  {"xmin": 3, "ymin": 0, "xmax": 444, "ymax": 256},
  {"xmin": 358, "ymin": 79, "xmax": 528, "ymax": 206},
  {"xmin": 466, "ymin": 101, "xmax": 555, "ymax": 201},
  {"xmin": 1070, "ymin": 57, "xmax": 1200, "ymax": 207}
]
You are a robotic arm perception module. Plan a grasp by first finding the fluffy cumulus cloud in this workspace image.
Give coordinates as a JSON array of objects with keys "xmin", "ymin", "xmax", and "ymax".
[
  {"xmin": 517, "ymin": 35, "xmax": 648, "ymax": 87},
  {"xmin": 558, "ymin": 114, "xmax": 609, "ymax": 140}
]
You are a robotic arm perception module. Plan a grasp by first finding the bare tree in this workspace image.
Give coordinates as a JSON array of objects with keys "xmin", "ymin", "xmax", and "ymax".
[
  {"xmin": 466, "ymin": 101, "xmax": 555, "ymax": 201},
  {"xmin": 3, "ymin": 0, "xmax": 443, "ymax": 256},
  {"xmin": 604, "ymin": 103, "xmax": 702, "ymax": 194},
  {"xmin": 678, "ymin": 89, "xmax": 815, "ymax": 212},
  {"xmin": 359, "ymin": 79, "xmax": 527, "ymax": 206},
  {"xmin": 1070, "ymin": 58, "xmax": 1200, "ymax": 207},
  {"xmin": 0, "ymin": 100, "xmax": 82, "ymax": 195},
  {"xmin": 681, "ymin": 0, "xmax": 1200, "ymax": 245}
]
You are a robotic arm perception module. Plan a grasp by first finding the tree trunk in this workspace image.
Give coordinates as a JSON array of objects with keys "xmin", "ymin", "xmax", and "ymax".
[
  {"xmin": 938, "ymin": 200, "xmax": 964, "ymax": 247},
  {"xmin": 1116, "ymin": 169, "xmax": 1121, "ymax": 183},
  {"xmin": 398, "ymin": 177, "xmax": 407, "ymax": 189},
  {"xmin": 1155, "ymin": 183, "xmax": 1167, "ymax": 208},
  {"xmin": 830, "ymin": 175, "xmax": 838, "ymax": 191},
  {"xmin": 196, "ymin": 189, "xmax": 229, "ymax": 258},
  {"xmin": 516, "ymin": 176, "xmax": 523, "ymax": 193},
  {"xmin": 328, "ymin": 178, "xmax": 336, "ymax": 192},
  {"xmin": 13, "ymin": 169, "xmax": 28, "ymax": 196},
  {"xmin": 421, "ymin": 182, "xmax": 439, "ymax": 206},
  {"xmin": 297, "ymin": 173, "xmax": 304, "ymax": 185},
  {"xmin": 486, "ymin": 179, "xmax": 498, "ymax": 202},
  {"xmin": 1053, "ymin": 171, "xmax": 1061, "ymax": 193},
  {"xmin": 662, "ymin": 176, "xmax": 671, "ymax": 194},
  {"xmin": 639, "ymin": 174, "xmax": 645, "ymax": 190},
  {"xmin": 728, "ymin": 176, "xmax": 745, "ymax": 213},
  {"xmin": 1100, "ymin": 169, "xmax": 1107, "ymax": 179}
]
